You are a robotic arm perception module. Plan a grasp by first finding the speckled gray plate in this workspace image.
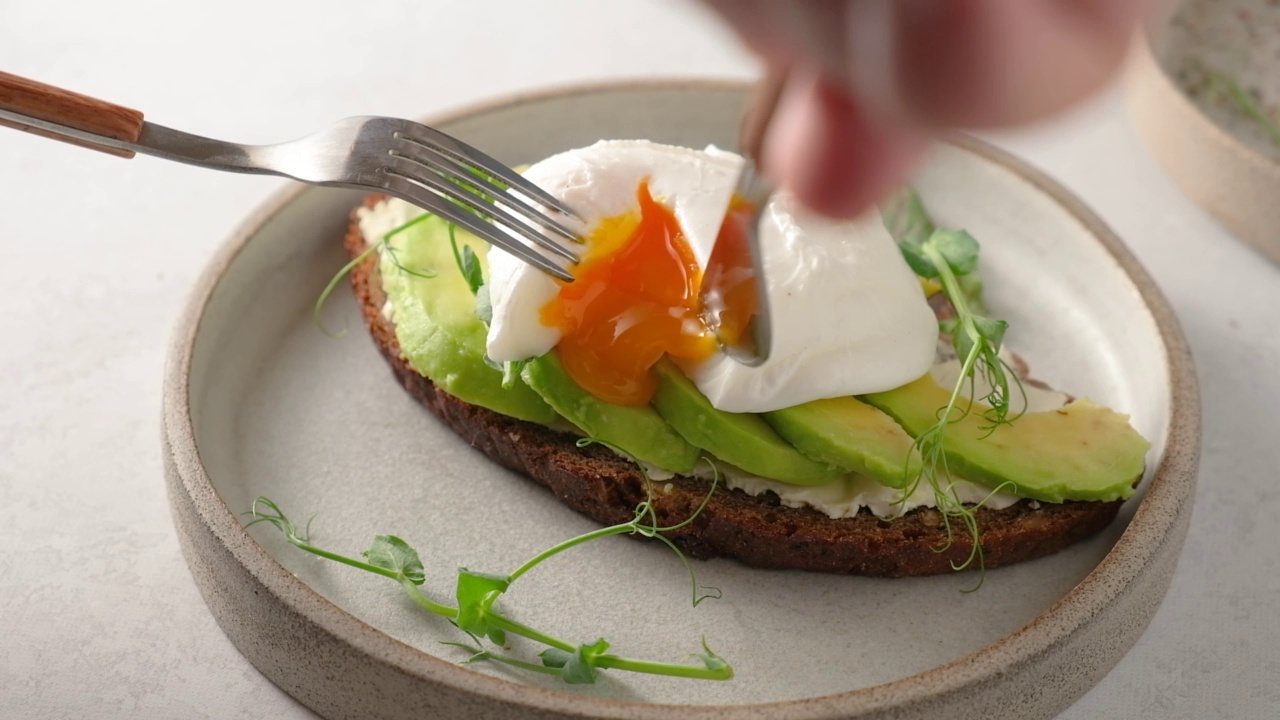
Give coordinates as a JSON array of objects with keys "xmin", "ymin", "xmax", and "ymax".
[
  {"xmin": 163, "ymin": 80, "xmax": 1200, "ymax": 720},
  {"xmin": 1128, "ymin": 0, "xmax": 1280, "ymax": 261}
]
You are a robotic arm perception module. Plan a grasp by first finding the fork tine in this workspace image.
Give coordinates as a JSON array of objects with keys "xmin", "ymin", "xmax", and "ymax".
[
  {"xmin": 380, "ymin": 174, "xmax": 574, "ymax": 283},
  {"xmin": 390, "ymin": 138, "xmax": 583, "ymax": 245},
  {"xmin": 385, "ymin": 158, "xmax": 579, "ymax": 264},
  {"xmin": 392, "ymin": 124, "xmax": 582, "ymax": 221}
]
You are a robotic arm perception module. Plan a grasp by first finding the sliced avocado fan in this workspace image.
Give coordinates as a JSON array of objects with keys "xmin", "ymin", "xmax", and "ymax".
[{"xmin": 862, "ymin": 373, "xmax": 1150, "ymax": 503}]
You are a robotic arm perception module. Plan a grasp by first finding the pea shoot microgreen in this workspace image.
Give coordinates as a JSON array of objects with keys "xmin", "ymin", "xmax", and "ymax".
[
  {"xmin": 313, "ymin": 211, "xmax": 438, "ymax": 337},
  {"xmin": 313, "ymin": 243, "xmax": 378, "ymax": 337},
  {"xmin": 310, "ymin": 208, "xmax": 523, "ymax": 375},
  {"xmin": 244, "ymin": 474, "xmax": 732, "ymax": 685},
  {"xmin": 437, "ymin": 221, "xmax": 524, "ymax": 379},
  {"xmin": 1190, "ymin": 58, "xmax": 1280, "ymax": 152},
  {"xmin": 447, "ymin": 223, "xmax": 486, "ymax": 297},
  {"xmin": 883, "ymin": 189, "xmax": 1026, "ymax": 574}
]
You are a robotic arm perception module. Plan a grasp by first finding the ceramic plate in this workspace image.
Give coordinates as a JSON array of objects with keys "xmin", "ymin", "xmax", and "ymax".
[
  {"xmin": 164, "ymin": 80, "xmax": 1199, "ymax": 720},
  {"xmin": 1127, "ymin": 0, "xmax": 1280, "ymax": 261}
]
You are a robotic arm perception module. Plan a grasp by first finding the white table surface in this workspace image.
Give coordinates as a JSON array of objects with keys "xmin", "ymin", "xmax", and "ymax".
[{"xmin": 2, "ymin": 1, "xmax": 1277, "ymax": 718}]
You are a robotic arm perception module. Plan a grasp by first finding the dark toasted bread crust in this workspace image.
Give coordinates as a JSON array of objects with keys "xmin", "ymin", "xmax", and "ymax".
[{"xmin": 345, "ymin": 198, "xmax": 1122, "ymax": 577}]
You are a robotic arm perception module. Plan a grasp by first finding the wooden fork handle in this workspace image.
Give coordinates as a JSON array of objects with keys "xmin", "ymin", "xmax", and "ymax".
[{"xmin": 0, "ymin": 71, "xmax": 145, "ymax": 158}]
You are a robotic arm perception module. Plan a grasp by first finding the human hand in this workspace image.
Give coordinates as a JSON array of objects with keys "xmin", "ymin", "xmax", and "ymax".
[{"xmin": 700, "ymin": 0, "xmax": 1157, "ymax": 217}]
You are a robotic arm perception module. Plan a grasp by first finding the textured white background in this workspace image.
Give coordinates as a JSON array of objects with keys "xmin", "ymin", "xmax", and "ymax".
[{"xmin": 2, "ymin": 1, "xmax": 1278, "ymax": 718}]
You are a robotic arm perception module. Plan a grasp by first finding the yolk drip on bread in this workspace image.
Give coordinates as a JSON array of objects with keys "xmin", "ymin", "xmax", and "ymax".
[{"xmin": 539, "ymin": 180, "xmax": 755, "ymax": 406}]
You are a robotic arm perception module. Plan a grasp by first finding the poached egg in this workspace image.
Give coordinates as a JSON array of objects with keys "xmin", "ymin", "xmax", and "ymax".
[{"xmin": 486, "ymin": 139, "xmax": 938, "ymax": 414}]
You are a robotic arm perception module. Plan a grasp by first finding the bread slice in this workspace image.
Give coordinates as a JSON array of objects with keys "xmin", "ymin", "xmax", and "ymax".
[{"xmin": 344, "ymin": 197, "xmax": 1122, "ymax": 577}]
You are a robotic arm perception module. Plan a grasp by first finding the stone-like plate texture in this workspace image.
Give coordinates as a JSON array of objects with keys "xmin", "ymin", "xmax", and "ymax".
[
  {"xmin": 164, "ymin": 81, "xmax": 1199, "ymax": 720},
  {"xmin": 1128, "ymin": 0, "xmax": 1280, "ymax": 261}
]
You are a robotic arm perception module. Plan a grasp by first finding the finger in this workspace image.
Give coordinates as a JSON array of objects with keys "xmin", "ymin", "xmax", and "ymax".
[
  {"xmin": 697, "ymin": 0, "xmax": 1153, "ymax": 219},
  {"xmin": 700, "ymin": 0, "xmax": 1153, "ymax": 127},
  {"xmin": 762, "ymin": 64, "xmax": 926, "ymax": 218}
]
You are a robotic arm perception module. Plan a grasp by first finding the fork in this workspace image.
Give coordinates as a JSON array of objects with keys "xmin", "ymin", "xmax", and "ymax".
[{"xmin": 0, "ymin": 71, "xmax": 582, "ymax": 281}]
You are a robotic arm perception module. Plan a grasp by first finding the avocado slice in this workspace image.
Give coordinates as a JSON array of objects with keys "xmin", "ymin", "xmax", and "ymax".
[
  {"xmin": 763, "ymin": 397, "xmax": 921, "ymax": 488},
  {"xmin": 862, "ymin": 374, "xmax": 1150, "ymax": 503},
  {"xmin": 650, "ymin": 360, "xmax": 843, "ymax": 485},
  {"xmin": 378, "ymin": 213, "xmax": 556, "ymax": 424},
  {"xmin": 522, "ymin": 352, "xmax": 700, "ymax": 474}
]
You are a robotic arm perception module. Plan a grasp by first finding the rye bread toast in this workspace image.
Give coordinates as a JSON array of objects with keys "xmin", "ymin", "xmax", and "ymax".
[{"xmin": 344, "ymin": 196, "xmax": 1123, "ymax": 577}]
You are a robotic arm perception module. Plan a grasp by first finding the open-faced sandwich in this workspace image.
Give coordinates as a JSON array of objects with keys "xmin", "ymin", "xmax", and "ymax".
[{"xmin": 340, "ymin": 139, "xmax": 1151, "ymax": 578}]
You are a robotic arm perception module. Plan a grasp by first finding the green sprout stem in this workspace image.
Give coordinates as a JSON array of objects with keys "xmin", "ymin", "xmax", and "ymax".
[
  {"xmin": 400, "ymin": 577, "xmax": 460, "ymax": 619},
  {"xmin": 923, "ymin": 242, "xmax": 985, "ymax": 426},
  {"xmin": 505, "ymin": 524, "xmax": 635, "ymax": 585},
  {"xmin": 897, "ymin": 240, "xmax": 1022, "ymax": 576},
  {"xmin": 454, "ymin": 648, "xmax": 564, "ymax": 675},
  {"xmin": 505, "ymin": 471, "xmax": 719, "ymax": 586},
  {"xmin": 246, "ymin": 495, "xmax": 731, "ymax": 683},
  {"xmin": 485, "ymin": 614, "xmax": 574, "ymax": 653},
  {"xmin": 313, "ymin": 243, "xmax": 378, "ymax": 337},
  {"xmin": 298, "ymin": 542, "xmax": 396, "ymax": 578},
  {"xmin": 594, "ymin": 655, "xmax": 729, "ymax": 680},
  {"xmin": 312, "ymin": 210, "xmax": 439, "ymax": 337},
  {"xmin": 1195, "ymin": 59, "xmax": 1280, "ymax": 151},
  {"xmin": 447, "ymin": 641, "xmax": 731, "ymax": 681},
  {"xmin": 533, "ymin": 642, "xmax": 731, "ymax": 682},
  {"xmin": 409, "ymin": 565, "xmax": 725, "ymax": 678}
]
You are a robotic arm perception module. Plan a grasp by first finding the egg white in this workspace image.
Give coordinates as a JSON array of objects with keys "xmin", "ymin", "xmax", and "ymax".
[
  {"xmin": 485, "ymin": 139, "xmax": 939, "ymax": 413},
  {"xmin": 485, "ymin": 140, "xmax": 738, "ymax": 363}
]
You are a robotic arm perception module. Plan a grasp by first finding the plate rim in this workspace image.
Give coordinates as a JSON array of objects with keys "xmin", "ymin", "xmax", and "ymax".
[
  {"xmin": 1126, "ymin": 1, "xmax": 1280, "ymax": 262},
  {"xmin": 163, "ymin": 77, "xmax": 1201, "ymax": 719},
  {"xmin": 1135, "ymin": 1, "xmax": 1280, "ymax": 176}
]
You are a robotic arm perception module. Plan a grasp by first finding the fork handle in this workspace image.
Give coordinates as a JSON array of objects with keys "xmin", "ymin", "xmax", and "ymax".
[{"xmin": 0, "ymin": 71, "xmax": 144, "ymax": 158}]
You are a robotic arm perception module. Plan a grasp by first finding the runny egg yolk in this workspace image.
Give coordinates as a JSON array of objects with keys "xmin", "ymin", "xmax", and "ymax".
[{"xmin": 539, "ymin": 180, "xmax": 757, "ymax": 407}]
